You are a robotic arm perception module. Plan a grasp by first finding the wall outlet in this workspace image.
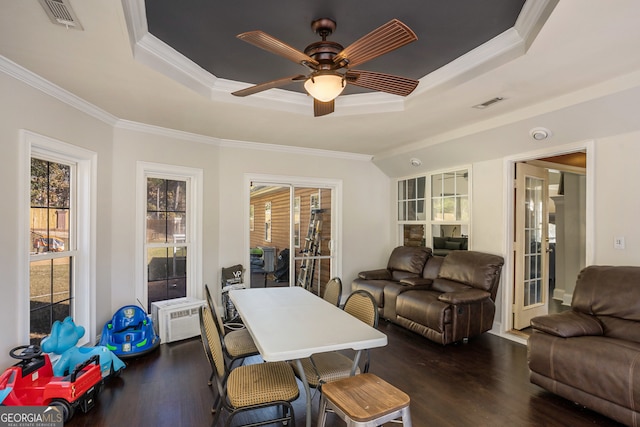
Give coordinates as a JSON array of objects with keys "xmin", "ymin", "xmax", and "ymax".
[{"xmin": 614, "ymin": 236, "xmax": 625, "ymax": 249}]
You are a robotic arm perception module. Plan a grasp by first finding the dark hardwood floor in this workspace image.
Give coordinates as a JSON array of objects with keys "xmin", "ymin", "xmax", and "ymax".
[{"xmin": 65, "ymin": 320, "xmax": 623, "ymax": 427}]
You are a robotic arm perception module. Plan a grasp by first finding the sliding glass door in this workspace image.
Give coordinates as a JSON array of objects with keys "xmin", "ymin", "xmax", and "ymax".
[{"xmin": 248, "ymin": 177, "xmax": 337, "ymax": 297}]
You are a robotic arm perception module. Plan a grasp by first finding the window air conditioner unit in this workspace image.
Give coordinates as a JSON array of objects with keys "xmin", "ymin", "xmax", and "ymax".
[{"xmin": 151, "ymin": 297, "xmax": 205, "ymax": 344}]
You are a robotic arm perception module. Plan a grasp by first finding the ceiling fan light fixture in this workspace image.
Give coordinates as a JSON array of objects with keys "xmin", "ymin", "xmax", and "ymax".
[{"xmin": 304, "ymin": 73, "xmax": 345, "ymax": 102}]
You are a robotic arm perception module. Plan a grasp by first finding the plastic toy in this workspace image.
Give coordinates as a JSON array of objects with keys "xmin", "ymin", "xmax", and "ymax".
[
  {"xmin": 41, "ymin": 316, "xmax": 126, "ymax": 379},
  {"xmin": 99, "ymin": 305, "xmax": 160, "ymax": 359},
  {"xmin": 0, "ymin": 345, "xmax": 102, "ymax": 422}
]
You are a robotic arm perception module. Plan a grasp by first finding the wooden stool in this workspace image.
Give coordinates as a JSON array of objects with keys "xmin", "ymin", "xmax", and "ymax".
[{"xmin": 318, "ymin": 373, "xmax": 412, "ymax": 427}]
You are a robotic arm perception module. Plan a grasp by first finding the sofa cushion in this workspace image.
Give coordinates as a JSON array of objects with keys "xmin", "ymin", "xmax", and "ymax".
[
  {"xmin": 528, "ymin": 333, "xmax": 640, "ymax": 413},
  {"xmin": 421, "ymin": 256, "xmax": 444, "ymax": 280},
  {"xmin": 438, "ymin": 250, "xmax": 504, "ymax": 293},
  {"xmin": 387, "ymin": 246, "xmax": 431, "ymax": 275},
  {"xmin": 572, "ymin": 266, "xmax": 640, "ymax": 322},
  {"xmin": 438, "ymin": 289, "xmax": 491, "ymax": 305},
  {"xmin": 599, "ymin": 316, "xmax": 640, "ymax": 343}
]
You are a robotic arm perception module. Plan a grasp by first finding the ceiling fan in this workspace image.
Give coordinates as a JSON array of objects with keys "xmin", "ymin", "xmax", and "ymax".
[{"xmin": 231, "ymin": 18, "xmax": 419, "ymax": 117}]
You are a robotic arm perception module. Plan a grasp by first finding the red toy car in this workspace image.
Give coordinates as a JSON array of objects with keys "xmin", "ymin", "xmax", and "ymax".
[{"xmin": 0, "ymin": 345, "xmax": 103, "ymax": 422}]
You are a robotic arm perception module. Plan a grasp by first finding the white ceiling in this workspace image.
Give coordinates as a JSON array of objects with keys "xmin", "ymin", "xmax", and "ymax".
[{"xmin": 2, "ymin": 0, "xmax": 640, "ymax": 159}]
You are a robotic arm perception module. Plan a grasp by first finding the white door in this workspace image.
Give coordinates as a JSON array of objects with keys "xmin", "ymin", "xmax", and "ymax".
[{"xmin": 513, "ymin": 163, "xmax": 549, "ymax": 330}]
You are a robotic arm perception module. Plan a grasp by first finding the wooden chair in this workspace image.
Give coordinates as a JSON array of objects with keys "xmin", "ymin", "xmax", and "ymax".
[
  {"xmin": 323, "ymin": 277, "xmax": 343, "ymax": 306},
  {"xmin": 293, "ymin": 290, "xmax": 379, "ymax": 389},
  {"xmin": 204, "ymin": 284, "xmax": 259, "ymax": 381},
  {"xmin": 318, "ymin": 373, "xmax": 412, "ymax": 427},
  {"xmin": 199, "ymin": 305, "xmax": 299, "ymax": 427}
]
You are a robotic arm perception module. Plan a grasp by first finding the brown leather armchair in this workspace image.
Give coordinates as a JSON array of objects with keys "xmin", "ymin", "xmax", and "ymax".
[
  {"xmin": 353, "ymin": 249, "xmax": 504, "ymax": 345},
  {"xmin": 528, "ymin": 266, "xmax": 640, "ymax": 426}
]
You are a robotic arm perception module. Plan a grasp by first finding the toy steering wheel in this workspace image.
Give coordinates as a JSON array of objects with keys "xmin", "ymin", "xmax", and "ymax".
[{"xmin": 9, "ymin": 345, "xmax": 43, "ymax": 360}]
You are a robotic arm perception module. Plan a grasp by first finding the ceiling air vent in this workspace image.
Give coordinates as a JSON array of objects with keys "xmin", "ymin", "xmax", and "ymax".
[
  {"xmin": 38, "ymin": 0, "xmax": 83, "ymax": 30},
  {"xmin": 472, "ymin": 97, "xmax": 505, "ymax": 109}
]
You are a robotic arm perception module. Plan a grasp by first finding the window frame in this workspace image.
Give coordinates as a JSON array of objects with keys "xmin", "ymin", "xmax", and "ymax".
[
  {"xmin": 396, "ymin": 166, "xmax": 472, "ymax": 249},
  {"xmin": 20, "ymin": 130, "xmax": 97, "ymax": 346},
  {"xmin": 136, "ymin": 162, "xmax": 203, "ymax": 308}
]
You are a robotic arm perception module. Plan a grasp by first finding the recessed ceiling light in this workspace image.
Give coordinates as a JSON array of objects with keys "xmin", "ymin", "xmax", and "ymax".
[{"xmin": 409, "ymin": 158, "xmax": 422, "ymax": 167}]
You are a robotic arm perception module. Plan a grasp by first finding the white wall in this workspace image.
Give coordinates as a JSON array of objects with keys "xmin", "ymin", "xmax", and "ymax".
[
  {"xmin": 216, "ymin": 145, "xmax": 392, "ymax": 300},
  {"xmin": 593, "ymin": 131, "xmax": 640, "ymax": 264},
  {"xmin": 0, "ymin": 73, "xmax": 114, "ymax": 367},
  {"xmin": 3, "ymin": 66, "xmax": 640, "ymax": 367}
]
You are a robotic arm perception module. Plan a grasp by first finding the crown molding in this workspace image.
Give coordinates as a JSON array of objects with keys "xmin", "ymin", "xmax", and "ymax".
[
  {"xmin": 515, "ymin": 0, "xmax": 560, "ymax": 50},
  {"xmin": 0, "ymin": 55, "xmax": 119, "ymax": 126}
]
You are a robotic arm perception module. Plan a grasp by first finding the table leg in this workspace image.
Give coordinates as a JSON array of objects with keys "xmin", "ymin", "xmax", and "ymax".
[
  {"xmin": 294, "ymin": 359, "xmax": 312, "ymax": 427},
  {"xmin": 350, "ymin": 350, "xmax": 363, "ymax": 376}
]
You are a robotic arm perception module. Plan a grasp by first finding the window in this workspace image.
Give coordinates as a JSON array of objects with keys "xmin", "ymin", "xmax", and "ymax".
[
  {"xmin": 431, "ymin": 170, "xmax": 469, "ymax": 222},
  {"xmin": 397, "ymin": 176, "xmax": 427, "ymax": 246},
  {"xmin": 398, "ymin": 176, "xmax": 426, "ymax": 221},
  {"xmin": 396, "ymin": 168, "xmax": 470, "ymax": 250},
  {"xmin": 431, "ymin": 169, "xmax": 470, "ymax": 248},
  {"xmin": 146, "ymin": 178, "xmax": 187, "ymax": 310},
  {"xmin": 29, "ymin": 158, "xmax": 72, "ymax": 344},
  {"xmin": 137, "ymin": 162, "xmax": 202, "ymax": 312},
  {"xmin": 249, "ymin": 204, "xmax": 255, "ymax": 231},
  {"xmin": 23, "ymin": 131, "xmax": 96, "ymax": 346}
]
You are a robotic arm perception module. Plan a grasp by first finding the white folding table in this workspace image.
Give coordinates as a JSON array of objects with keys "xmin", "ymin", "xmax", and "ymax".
[{"xmin": 229, "ymin": 286, "xmax": 388, "ymax": 427}]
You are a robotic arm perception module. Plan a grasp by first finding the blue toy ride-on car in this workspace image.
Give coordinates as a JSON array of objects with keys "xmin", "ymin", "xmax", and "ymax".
[{"xmin": 99, "ymin": 305, "xmax": 160, "ymax": 359}]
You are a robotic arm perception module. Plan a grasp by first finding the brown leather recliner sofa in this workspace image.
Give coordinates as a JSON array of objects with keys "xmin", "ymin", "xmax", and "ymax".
[
  {"xmin": 528, "ymin": 265, "xmax": 640, "ymax": 427},
  {"xmin": 352, "ymin": 246, "xmax": 504, "ymax": 345}
]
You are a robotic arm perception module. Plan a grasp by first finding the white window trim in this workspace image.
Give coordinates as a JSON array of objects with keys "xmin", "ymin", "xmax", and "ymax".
[
  {"xmin": 19, "ymin": 130, "xmax": 97, "ymax": 346},
  {"xmin": 135, "ymin": 162, "xmax": 203, "ymax": 305}
]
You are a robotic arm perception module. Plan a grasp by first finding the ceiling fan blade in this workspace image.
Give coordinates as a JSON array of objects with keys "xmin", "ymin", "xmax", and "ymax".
[
  {"xmin": 232, "ymin": 75, "xmax": 307, "ymax": 97},
  {"xmin": 237, "ymin": 31, "xmax": 319, "ymax": 68},
  {"xmin": 333, "ymin": 19, "xmax": 417, "ymax": 68},
  {"xmin": 346, "ymin": 70, "xmax": 419, "ymax": 97},
  {"xmin": 314, "ymin": 99, "xmax": 334, "ymax": 117}
]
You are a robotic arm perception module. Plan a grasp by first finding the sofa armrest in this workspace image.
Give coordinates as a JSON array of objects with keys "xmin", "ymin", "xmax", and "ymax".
[
  {"xmin": 399, "ymin": 277, "xmax": 433, "ymax": 287},
  {"xmin": 358, "ymin": 269, "xmax": 392, "ymax": 280},
  {"xmin": 438, "ymin": 289, "xmax": 491, "ymax": 305},
  {"xmin": 530, "ymin": 311, "xmax": 604, "ymax": 338}
]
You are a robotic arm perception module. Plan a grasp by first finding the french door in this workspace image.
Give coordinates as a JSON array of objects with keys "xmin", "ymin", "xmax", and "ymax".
[{"xmin": 513, "ymin": 163, "xmax": 549, "ymax": 330}]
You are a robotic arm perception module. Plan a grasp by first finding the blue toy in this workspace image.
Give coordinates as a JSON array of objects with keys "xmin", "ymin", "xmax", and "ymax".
[
  {"xmin": 41, "ymin": 316, "xmax": 126, "ymax": 379},
  {"xmin": 99, "ymin": 305, "xmax": 160, "ymax": 359}
]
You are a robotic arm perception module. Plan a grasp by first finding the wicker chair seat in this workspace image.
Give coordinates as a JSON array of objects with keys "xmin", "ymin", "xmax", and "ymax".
[
  {"xmin": 294, "ymin": 352, "xmax": 361, "ymax": 387},
  {"xmin": 227, "ymin": 361, "xmax": 300, "ymax": 408},
  {"xmin": 224, "ymin": 328, "xmax": 258, "ymax": 357}
]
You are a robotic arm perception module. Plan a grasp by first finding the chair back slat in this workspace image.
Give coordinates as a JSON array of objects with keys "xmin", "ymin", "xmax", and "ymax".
[
  {"xmin": 205, "ymin": 284, "xmax": 227, "ymax": 337},
  {"xmin": 323, "ymin": 277, "xmax": 343, "ymax": 307},
  {"xmin": 199, "ymin": 305, "xmax": 226, "ymax": 379},
  {"xmin": 344, "ymin": 290, "xmax": 378, "ymax": 328}
]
